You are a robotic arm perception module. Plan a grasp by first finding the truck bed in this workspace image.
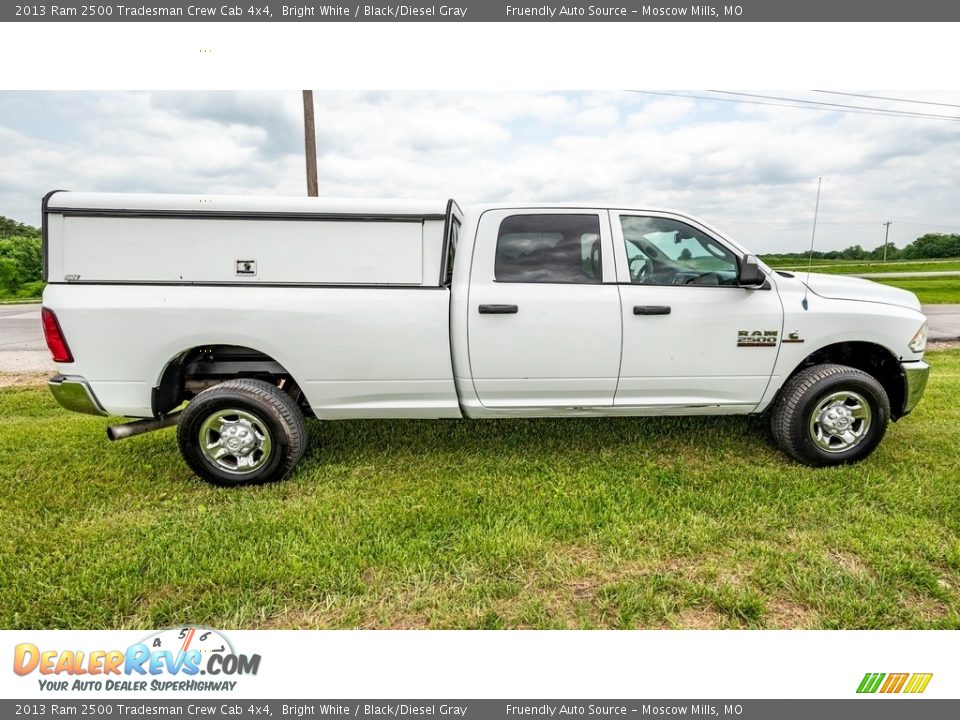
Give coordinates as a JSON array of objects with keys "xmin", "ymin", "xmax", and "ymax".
[
  {"xmin": 43, "ymin": 283, "xmax": 461, "ymax": 419},
  {"xmin": 42, "ymin": 192, "xmax": 463, "ymax": 418}
]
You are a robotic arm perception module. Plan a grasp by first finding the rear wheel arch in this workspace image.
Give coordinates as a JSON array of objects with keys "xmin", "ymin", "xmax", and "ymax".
[{"xmin": 152, "ymin": 344, "xmax": 308, "ymax": 417}]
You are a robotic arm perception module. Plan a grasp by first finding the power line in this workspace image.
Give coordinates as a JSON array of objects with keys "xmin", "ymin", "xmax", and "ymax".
[
  {"xmin": 813, "ymin": 90, "xmax": 960, "ymax": 110},
  {"xmin": 624, "ymin": 90, "xmax": 960, "ymax": 122},
  {"xmin": 707, "ymin": 90, "xmax": 960, "ymax": 121},
  {"xmin": 893, "ymin": 221, "xmax": 960, "ymax": 231},
  {"xmin": 717, "ymin": 220, "xmax": 960, "ymax": 230}
]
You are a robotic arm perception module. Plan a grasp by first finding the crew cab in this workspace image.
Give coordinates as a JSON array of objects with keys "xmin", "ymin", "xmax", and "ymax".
[{"xmin": 40, "ymin": 192, "xmax": 930, "ymax": 485}]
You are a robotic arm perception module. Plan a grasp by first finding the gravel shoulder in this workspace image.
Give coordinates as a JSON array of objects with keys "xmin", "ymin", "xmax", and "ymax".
[{"xmin": 0, "ymin": 371, "xmax": 52, "ymax": 388}]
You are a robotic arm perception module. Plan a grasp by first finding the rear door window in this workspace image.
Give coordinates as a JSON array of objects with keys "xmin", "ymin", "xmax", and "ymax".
[{"xmin": 495, "ymin": 214, "xmax": 603, "ymax": 284}]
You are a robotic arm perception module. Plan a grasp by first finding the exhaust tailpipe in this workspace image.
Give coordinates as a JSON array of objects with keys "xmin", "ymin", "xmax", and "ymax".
[{"xmin": 107, "ymin": 412, "xmax": 181, "ymax": 442}]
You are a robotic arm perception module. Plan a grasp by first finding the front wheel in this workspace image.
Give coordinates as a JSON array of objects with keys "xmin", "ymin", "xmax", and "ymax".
[
  {"xmin": 177, "ymin": 378, "xmax": 307, "ymax": 486},
  {"xmin": 770, "ymin": 363, "xmax": 890, "ymax": 467}
]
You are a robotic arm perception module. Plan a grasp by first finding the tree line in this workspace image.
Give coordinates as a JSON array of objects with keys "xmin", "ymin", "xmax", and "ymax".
[
  {"xmin": 760, "ymin": 232, "xmax": 960, "ymax": 263},
  {"xmin": 0, "ymin": 216, "xmax": 43, "ymax": 300}
]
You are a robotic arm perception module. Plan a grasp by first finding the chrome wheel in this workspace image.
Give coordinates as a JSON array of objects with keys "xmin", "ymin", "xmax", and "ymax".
[
  {"xmin": 808, "ymin": 390, "xmax": 872, "ymax": 454},
  {"xmin": 198, "ymin": 409, "xmax": 273, "ymax": 474}
]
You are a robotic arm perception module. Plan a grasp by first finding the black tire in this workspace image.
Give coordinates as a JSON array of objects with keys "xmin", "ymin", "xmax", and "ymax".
[
  {"xmin": 176, "ymin": 378, "xmax": 307, "ymax": 487},
  {"xmin": 770, "ymin": 363, "xmax": 890, "ymax": 467}
]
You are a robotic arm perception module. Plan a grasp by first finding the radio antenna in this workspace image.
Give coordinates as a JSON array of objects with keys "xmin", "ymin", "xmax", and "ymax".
[{"xmin": 802, "ymin": 176, "xmax": 822, "ymax": 310}]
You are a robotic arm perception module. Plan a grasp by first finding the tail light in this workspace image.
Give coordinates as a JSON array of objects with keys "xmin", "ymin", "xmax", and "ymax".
[{"xmin": 41, "ymin": 307, "xmax": 74, "ymax": 363}]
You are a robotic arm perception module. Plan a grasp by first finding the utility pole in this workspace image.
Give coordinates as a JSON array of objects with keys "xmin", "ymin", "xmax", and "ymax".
[
  {"xmin": 302, "ymin": 90, "xmax": 318, "ymax": 197},
  {"xmin": 882, "ymin": 221, "xmax": 892, "ymax": 262}
]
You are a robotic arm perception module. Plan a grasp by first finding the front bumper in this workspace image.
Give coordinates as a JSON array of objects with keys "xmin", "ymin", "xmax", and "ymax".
[
  {"xmin": 901, "ymin": 360, "xmax": 931, "ymax": 415},
  {"xmin": 48, "ymin": 374, "xmax": 108, "ymax": 416}
]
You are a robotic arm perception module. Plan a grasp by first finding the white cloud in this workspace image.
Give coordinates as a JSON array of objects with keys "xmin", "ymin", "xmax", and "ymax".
[{"xmin": 0, "ymin": 90, "xmax": 957, "ymax": 253}]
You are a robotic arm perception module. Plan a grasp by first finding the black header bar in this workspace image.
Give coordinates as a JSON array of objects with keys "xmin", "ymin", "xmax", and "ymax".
[
  {"xmin": 7, "ymin": 0, "xmax": 960, "ymax": 22},
  {"xmin": 2, "ymin": 700, "xmax": 960, "ymax": 720}
]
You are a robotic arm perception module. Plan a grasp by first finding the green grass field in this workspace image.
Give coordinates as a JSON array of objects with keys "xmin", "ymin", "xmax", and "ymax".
[
  {"xmin": 3, "ymin": 351, "xmax": 960, "ymax": 630},
  {"xmin": 764, "ymin": 258, "xmax": 960, "ymax": 275},
  {"xmin": 763, "ymin": 257, "xmax": 960, "ymax": 304},
  {"xmin": 870, "ymin": 277, "xmax": 960, "ymax": 305}
]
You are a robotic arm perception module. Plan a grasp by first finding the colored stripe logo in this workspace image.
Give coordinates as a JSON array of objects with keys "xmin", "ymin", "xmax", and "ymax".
[{"xmin": 857, "ymin": 672, "xmax": 933, "ymax": 694}]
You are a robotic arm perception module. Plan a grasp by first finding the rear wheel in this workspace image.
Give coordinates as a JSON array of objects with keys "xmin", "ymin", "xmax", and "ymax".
[
  {"xmin": 770, "ymin": 363, "xmax": 890, "ymax": 467},
  {"xmin": 177, "ymin": 378, "xmax": 307, "ymax": 486}
]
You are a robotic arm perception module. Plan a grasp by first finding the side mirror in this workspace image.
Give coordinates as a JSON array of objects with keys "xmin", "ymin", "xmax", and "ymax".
[{"xmin": 738, "ymin": 254, "xmax": 764, "ymax": 287}]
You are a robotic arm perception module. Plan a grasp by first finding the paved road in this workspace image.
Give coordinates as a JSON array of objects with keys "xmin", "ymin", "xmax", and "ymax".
[
  {"xmin": 2, "ymin": 302, "xmax": 959, "ymax": 374},
  {"xmin": 0, "ymin": 304, "xmax": 53, "ymax": 373},
  {"xmin": 923, "ymin": 305, "xmax": 960, "ymax": 341}
]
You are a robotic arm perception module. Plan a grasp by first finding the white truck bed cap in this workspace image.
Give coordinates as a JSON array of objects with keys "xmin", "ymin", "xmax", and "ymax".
[{"xmin": 45, "ymin": 192, "xmax": 451, "ymax": 219}]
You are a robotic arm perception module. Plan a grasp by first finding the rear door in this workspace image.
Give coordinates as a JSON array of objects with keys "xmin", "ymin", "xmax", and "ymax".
[
  {"xmin": 466, "ymin": 208, "xmax": 622, "ymax": 409},
  {"xmin": 612, "ymin": 211, "xmax": 783, "ymax": 409}
]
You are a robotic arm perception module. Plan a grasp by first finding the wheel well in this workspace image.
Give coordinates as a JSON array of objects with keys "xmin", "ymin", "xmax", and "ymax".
[
  {"xmin": 784, "ymin": 341, "xmax": 906, "ymax": 419},
  {"xmin": 153, "ymin": 345, "xmax": 308, "ymax": 417}
]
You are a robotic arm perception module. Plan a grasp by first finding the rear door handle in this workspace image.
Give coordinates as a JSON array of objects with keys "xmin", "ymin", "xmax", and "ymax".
[
  {"xmin": 479, "ymin": 304, "xmax": 518, "ymax": 314},
  {"xmin": 634, "ymin": 305, "xmax": 671, "ymax": 315}
]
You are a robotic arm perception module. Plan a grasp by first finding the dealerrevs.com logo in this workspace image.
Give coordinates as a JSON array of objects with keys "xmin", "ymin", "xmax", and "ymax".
[{"xmin": 13, "ymin": 627, "xmax": 261, "ymax": 692}]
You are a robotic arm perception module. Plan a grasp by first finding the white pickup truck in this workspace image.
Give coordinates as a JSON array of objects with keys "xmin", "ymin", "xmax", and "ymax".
[{"xmin": 40, "ymin": 191, "xmax": 930, "ymax": 486}]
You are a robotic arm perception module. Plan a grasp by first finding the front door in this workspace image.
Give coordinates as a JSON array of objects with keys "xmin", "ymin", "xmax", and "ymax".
[
  {"xmin": 467, "ymin": 209, "xmax": 622, "ymax": 409},
  {"xmin": 611, "ymin": 211, "xmax": 784, "ymax": 409}
]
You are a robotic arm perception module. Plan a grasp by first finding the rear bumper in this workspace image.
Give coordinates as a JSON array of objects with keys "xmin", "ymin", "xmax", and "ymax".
[
  {"xmin": 901, "ymin": 360, "xmax": 931, "ymax": 415},
  {"xmin": 48, "ymin": 374, "xmax": 108, "ymax": 416}
]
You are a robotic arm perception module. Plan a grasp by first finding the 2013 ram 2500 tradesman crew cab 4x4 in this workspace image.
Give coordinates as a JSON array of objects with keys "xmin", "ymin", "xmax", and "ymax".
[{"xmin": 40, "ymin": 192, "xmax": 930, "ymax": 486}]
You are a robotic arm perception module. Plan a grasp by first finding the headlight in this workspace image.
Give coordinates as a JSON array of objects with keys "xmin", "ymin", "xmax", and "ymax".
[{"xmin": 908, "ymin": 320, "xmax": 928, "ymax": 353}]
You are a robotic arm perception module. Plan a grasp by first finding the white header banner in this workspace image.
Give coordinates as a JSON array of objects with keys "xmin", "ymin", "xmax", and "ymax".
[{"xmin": 1, "ymin": 629, "xmax": 953, "ymax": 700}]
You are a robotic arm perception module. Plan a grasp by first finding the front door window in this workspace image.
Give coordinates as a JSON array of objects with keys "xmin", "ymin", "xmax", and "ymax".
[{"xmin": 621, "ymin": 215, "xmax": 738, "ymax": 286}]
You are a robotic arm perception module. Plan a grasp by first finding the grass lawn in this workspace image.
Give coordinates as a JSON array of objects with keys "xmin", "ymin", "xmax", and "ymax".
[
  {"xmin": 2, "ymin": 351, "xmax": 960, "ymax": 630},
  {"xmin": 762, "ymin": 258, "xmax": 960, "ymax": 303},
  {"xmin": 766, "ymin": 258, "xmax": 960, "ymax": 275},
  {"xmin": 0, "ymin": 297, "xmax": 41, "ymax": 305},
  {"xmin": 872, "ymin": 277, "xmax": 960, "ymax": 305}
]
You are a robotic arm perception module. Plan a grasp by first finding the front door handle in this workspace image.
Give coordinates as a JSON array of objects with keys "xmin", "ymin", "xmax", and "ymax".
[
  {"xmin": 634, "ymin": 305, "xmax": 671, "ymax": 315},
  {"xmin": 479, "ymin": 304, "xmax": 519, "ymax": 314}
]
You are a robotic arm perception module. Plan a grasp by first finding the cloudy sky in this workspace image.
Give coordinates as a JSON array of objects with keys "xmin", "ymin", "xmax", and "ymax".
[{"xmin": 1, "ymin": 90, "xmax": 958, "ymax": 253}]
